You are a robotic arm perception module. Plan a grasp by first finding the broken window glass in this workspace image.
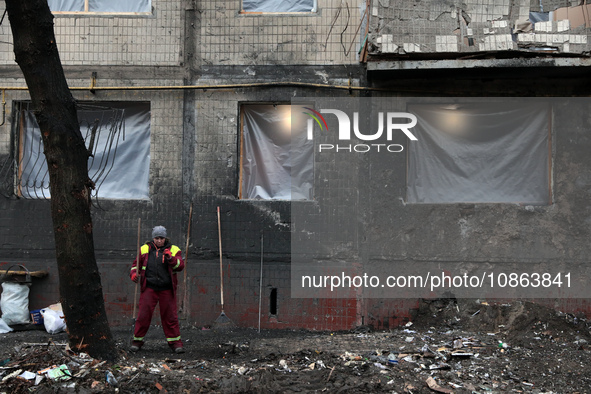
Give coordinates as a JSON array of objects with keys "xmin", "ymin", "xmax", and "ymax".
[
  {"xmin": 242, "ymin": 0, "xmax": 316, "ymax": 13},
  {"xmin": 16, "ymin": 101, "xmax": 151, "ymax": 200},
  {"xmin": 240, "ymin": 104, "xmax": 313, "ymax": 200},
  {"xmin": 48, "ymin": 0, "xmax": 151, "ymax": 13},
  {"xmin": 407, "ymin": 102, "xmax": 551, "ymax": 204}
]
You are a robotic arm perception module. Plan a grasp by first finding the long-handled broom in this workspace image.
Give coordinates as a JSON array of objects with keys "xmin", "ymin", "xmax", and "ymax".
[
  {"xmin": 181, "ymin": 202, "xmax": 193, "ymax": 321},
  {"xmin": 214, "ymin": 206, "xmax": 235, "ymax": 329},
  {"xmin": 131, "ymin": 218, "xmax": 141, "ymax": 338}
]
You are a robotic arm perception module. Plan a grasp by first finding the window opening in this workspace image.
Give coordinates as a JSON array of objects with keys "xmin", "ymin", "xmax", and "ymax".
[
  {"xmin": 406, "ymin": 102, "xmax": 551, "ymax": 204},
  {"xmin": 241, "ymin": 0, "xmax": 317, "ymax": 13},
  {"xmin": 239, "ymin": 104, "xmax": 313, "ymax": 200},
  {"xmin": 11, "ymin": 101, "xmax": 151, "ymax": 200},
  {"xmin": 48, "ymin": 0, "xmax": 151, "ymax": 14}
]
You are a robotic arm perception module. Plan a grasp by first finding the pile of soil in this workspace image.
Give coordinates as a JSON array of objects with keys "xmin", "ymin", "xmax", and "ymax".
[{"xmin": 1, "ymin": 299, "xmax": 590, "ymax": 393}]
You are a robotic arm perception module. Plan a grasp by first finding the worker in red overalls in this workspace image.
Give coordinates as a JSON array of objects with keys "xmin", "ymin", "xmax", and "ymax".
[{"xmin": 130, "ymin": 225, "xmax": 185, "ymax": 354}]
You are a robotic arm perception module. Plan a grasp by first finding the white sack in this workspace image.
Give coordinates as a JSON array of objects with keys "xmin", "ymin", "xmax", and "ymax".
[
  {"xmin": 40, "ymin": 308, "xmax": 67, "ymax": 334},
  {"xmin": 0, "ymin": 282, "xmax": 30, "ymax": 325}
]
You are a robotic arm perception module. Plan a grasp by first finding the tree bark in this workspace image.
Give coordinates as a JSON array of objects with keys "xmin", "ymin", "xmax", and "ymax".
[{"xmin": 5, "ymin": 0, "xmax": 117, "ymax": 361}]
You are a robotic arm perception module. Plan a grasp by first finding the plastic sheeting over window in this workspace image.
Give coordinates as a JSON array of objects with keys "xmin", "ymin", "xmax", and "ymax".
[
  {"xmin": 18, "ymin": 102, "xmax": 151, "ymax": 200},
  {"xmin": 240, "ymin": 105, "xmax": 313, "ymax": 200},
  {"xmin": 407, "ymin": 102, "xmax": 550, "ymax": 204},
  {"xmin": 242, "ymin": 0, "xmax": 316, "ymax": 13},
  {"xmin": 48, "ymin": 0, "xmax": 151, "ymax": 13},
  {"xmin": 47, "ymin": 0, "xmax": 84, "ymax": 12}
]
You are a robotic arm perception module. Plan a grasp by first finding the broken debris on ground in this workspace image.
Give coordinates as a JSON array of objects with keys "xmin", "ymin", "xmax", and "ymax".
[{"xmin": 0, "ymin": 299, "xmax": 590, "ymax": 393}]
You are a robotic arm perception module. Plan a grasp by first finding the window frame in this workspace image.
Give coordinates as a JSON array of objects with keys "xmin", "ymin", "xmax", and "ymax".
[
  {"xmin": 14, "ymin": 101, "xmax": 151, "ymax": 200},
  {"xmin": 405, "ymin": 101, "xmax": 553, "ymax": 205},
  {"xmin": 238, "ymin": 103, "xmax": 314, "ymax": 201}
]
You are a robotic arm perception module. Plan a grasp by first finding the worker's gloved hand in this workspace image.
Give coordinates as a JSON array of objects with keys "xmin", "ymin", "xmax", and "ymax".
[
  {"xmin": 164, "ymin": 249, "xmax": 173, "ymax": 261},
  {"xmin": 131, "ymin": 271, "xmax": 139, "ymax": 283}
]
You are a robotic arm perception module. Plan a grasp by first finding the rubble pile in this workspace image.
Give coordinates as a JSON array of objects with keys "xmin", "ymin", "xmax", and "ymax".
[{"xmin": 0, "ymin": 300, "xmax": 590, "ymax": 393}]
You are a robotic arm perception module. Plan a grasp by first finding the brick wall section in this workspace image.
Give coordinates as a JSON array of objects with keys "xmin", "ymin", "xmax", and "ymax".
[
  {"xmin": 189, "ymin": 85, "xmax": 367, "ymax": 331},
  {"xmin": 185, "ymin": 260, "xmax": 402, "ymax": 330},
  {"xmin": 0, "ymin": 1, "xmax": 184, "ymax": 66},
  {"xmin": 5, "ymin": 256, "xmax": 591, "ymax": 331},
  {"xmin": 200, "ymin": 0, "xmax": 362, "ymax": 65},
  {"xmin": 369, "ymin": 0, "xmax": 591, "ymax": 56}
]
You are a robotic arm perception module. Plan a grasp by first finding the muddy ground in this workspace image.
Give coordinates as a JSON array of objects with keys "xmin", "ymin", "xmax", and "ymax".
[{"xmin": 1, "ymin": 299, "xmax": 591, "ymax": 393}]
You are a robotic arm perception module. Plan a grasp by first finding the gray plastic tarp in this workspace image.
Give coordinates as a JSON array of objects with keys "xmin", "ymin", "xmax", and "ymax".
[
  {"xmin": 242, "ymin": 0, "xmax": 315, "ymax": 12},
  {"xmin": 90, "ymin": 0, "xmax": 151, "ymax": 12},
  {"xmin": 48, "ymin": 0, "xmax": 151, "ymax": 12},
  {"xmin": 241, "ymin": 105, "xmax": 313, "ymax": 200},
  {"xmin": 19, "ymin": 102, "xmax": 150, "ymax": 199},
  {"xmin": 407, "ymin": 102, "xmax": 550, "ymax": 204},
  {"xmin": 47, "ymin": 0, "xmax": 84, "ymax": 12}
]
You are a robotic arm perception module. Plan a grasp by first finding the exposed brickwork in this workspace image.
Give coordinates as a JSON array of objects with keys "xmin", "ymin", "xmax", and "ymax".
[
  {"xmin": 199, "ymin": 0, "xmax": 361, "ymax": 65},
  {"xmin": 369, "ymin": 0, "xmax": 591, "ymax": 57},
  {"xmin": 0, "ymin": 2, "xmax": 183, "ymax": 66}
]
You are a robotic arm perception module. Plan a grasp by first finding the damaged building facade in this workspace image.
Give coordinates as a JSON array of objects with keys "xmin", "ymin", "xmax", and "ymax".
[{"xmin": 0, "ymin": 0, "xmax": 590, "ymax": 330}]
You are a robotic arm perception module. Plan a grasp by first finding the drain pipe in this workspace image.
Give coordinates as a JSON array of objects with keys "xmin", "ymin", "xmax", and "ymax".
[{"xmin": 0, "ymin": 80, "xmax": 391, "ymax": 93}]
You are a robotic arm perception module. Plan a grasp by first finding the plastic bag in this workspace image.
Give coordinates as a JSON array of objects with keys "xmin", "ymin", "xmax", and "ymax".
[
  {"xmin": 0, "ymin": 282, "xmax": 30, "ymax": 325},
  {"xmin": 40, "ymin": 308, "xmax": 67, "ymax": 334},
  {"xmin": 0, "ymin": 317, "xmax": 13, "ymax": 333}
]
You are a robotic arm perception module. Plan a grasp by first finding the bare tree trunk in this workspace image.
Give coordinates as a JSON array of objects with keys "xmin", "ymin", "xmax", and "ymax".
[{"xmin": 5, "ymin": 0, "xmax": 117, "ymax": 361}]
